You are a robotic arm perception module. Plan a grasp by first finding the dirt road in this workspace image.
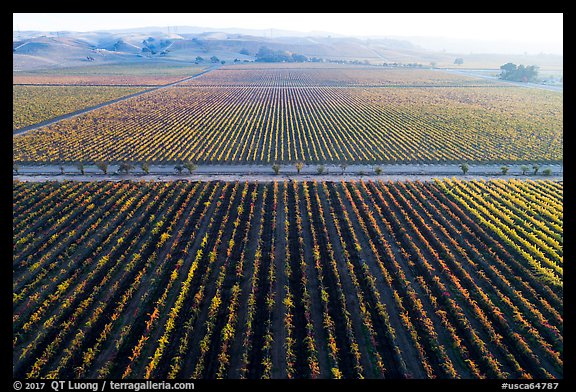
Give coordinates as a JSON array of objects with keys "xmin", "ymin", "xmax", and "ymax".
[{"xmin": 13, "ymin": 162, "xmax": 563, "ymax": 182}]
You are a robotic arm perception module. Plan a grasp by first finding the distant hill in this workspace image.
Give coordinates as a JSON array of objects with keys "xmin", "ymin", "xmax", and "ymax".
[{"xmin": 13, "ymin": 27, "xmax": 563, "ymax": 72}]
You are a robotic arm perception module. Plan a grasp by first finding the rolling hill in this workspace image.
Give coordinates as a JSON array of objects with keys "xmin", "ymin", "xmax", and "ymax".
[{"xmin": 13, "ymin": 26, "xmax": 563, "ymax": 72}]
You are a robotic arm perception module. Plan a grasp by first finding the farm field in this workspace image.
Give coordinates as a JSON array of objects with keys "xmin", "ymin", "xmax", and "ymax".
[
  {"xmin": 13, "ymin": 179, "xmax": 562, "ymax": 379},
  {"xmin": 12, "ymin": 74, "xmax": 192, "ymax": 86},
  {"xmin": 13, "ymin": 63, "xmax": 209, "ymax": 86},
  {"xmin": 17, "ymin": 62, "xmax": 210, "ymax": 76},
  {"xmin": 13, "ymin": 85, "xmax": 149, "ymax": 131},
  {"xmin": 182, "ymin": 65, "xmax": 506, "ymax": 86},
  {"xmin": 13, "ymin": 65, "xmax": 562, "ymax": 164}
]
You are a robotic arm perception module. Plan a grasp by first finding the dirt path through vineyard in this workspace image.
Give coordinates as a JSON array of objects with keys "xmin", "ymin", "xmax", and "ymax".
[{"xmin": 12, "ymin": 163, "xmax": 563, "ymax": 182}]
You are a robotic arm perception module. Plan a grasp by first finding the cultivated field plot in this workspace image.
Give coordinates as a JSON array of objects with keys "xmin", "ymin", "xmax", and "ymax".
[
  {"xmin": 183, "ymin": 66, "xmax": 506, "ymax": 87},
  {"xmin": 12, "ymin": 74, "xmax": 191, "ymax": 86},
  {"xmin": 13, "ymin": 73, "xmax": 563, "ymax": 163},
  {"xmin": 13, "ymin": 85, "xmax": 148, "ymax": 131},
  {"xmin": 13, "ymin": 179, "xmax": 562, "ymax": 379},
  {"xmin": 13, "ymin": 63, "xmax": 208, "ymax": 86},
  {"xmin": 48, "ymin": 62, "xmax": 209, "ymax": 76}
]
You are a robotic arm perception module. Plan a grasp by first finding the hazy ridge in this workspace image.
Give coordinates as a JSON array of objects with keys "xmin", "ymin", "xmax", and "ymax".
[{"xmin": 13, "ymin": 26, "xmax": 563, "ymax": 72}]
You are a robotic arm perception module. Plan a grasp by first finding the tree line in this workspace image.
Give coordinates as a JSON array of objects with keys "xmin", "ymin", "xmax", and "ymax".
[
  {"xmin": 500, "ymin": 63, "xmax": 539, "ymax": 82},
  {"xmin": 255, "ymin": 46, "xmax": 308, "ymax": 63}
]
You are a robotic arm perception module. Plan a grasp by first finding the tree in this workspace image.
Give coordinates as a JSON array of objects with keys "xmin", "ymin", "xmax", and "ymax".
[
  {"xmin": 520, "ymin": 165, "xmax": 529, "ymax": 175},
  {"xmin": 532, "ymin": 164, "xmax": 540, "ymax": 175},
  {"xmin": 141, "ymin": 162, "xmax": 150, "ymax": 174},
  {"xmin": 454, "ymin": 58, "xmax": 464, "ymax": 65},
  {"xmin": 210, "ymin": 56, "xmax": 220, "ymax": 63},
  {"xmin": 340, "ymin": 163, "xmax": 348, "ymax": 175},
  {"xmin": 524, "ymin": 65, "xmax": 539, "ymax": 82},
  {"xmin": 317, "ymin": 165, "xmax": 325, "ymax": 175},
  {"xmin": 195, "ymin": 56, "xmax": 204, "ymax": 63},
  {"xmin": 291, "ymin": 53, "xmax": 308, "ymax": 62},
  {"xmin": 118, "ymin": 162, "xmax": 134, "ymax": 174},
  {"xmin": 295, "ymin": 162, "xmax": 304, "ymax": 174},
  {"xmin": 272, "ymin": 164, "xmax": 281, "ymax": 175},
  {"xmin": 460, "ymin": 163, "xmax": 469, "ymax": 175},
  {"xmin": 500, "ymin": 165, "xmax": 509, "ymax": 175},
  {"xmin": 500, "ymin": 63, "xmax": 518, "ymax": 80},
  {"xmin": 175, "ymin": 164, "xmax": 184, "ymax": 174},
  {"xmin": 13, "ymin": 163, "xmax": 19, "ymax": 174},
  {"xmin": 542, "ymin": 168, "xmax": 552, "ymax": 176},
  {"xmin": 96, "ymin": 162, "xmax": 108, "ymax": 175},
  {"xmin": 374, "ymin": 166, "xmax": 383, "ymax": 175},
  {"xmin": 76, "ymin": 162, "xmax": 85, "ymax": 175},
  {"xmin": 184, "ymin": 161, "xmax": 197, "ymax": 174},
  {"xmin": 59, "ymin": 164, "xmax": 65, "ymax": 175}
]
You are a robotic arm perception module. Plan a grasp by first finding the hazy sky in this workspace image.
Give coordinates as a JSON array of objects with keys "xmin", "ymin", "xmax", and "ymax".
[{"xmin": 13, "ymin": 13, "xmax": 563, "ymax": 54}]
